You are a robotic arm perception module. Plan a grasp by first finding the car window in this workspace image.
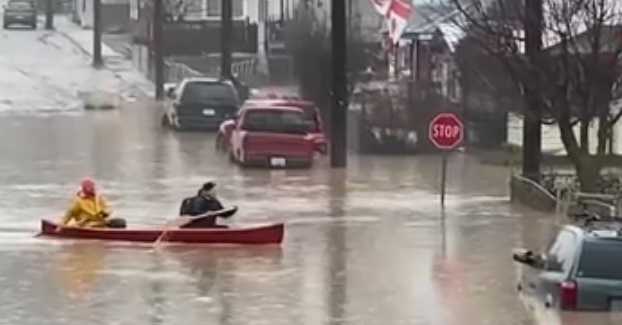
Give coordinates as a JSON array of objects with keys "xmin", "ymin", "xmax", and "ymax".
[
  {"xmin": 544, "ymin": 230, "xmax": 578, "ymax": 274},
  {"xmin": 289, "ymin": 103, "xmax": 317, "ymax": 121},
  {"xmin": 241, "ymin": 109, "xmax": 307, "ymax": 133},
  {"xmin": 181, "ymin": 82, "xmax": 238, "ymax": 104},
  {"xmin": 8, "ymin": 1, "xmax": 34, "ymax": 9},
  {"xmin": 576, "ymin": 241, "xmax": 622, "ymax": 280}
]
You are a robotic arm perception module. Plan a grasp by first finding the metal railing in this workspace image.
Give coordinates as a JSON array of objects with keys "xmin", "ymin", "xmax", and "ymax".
[{"xmin": 163, "ymin": 58, "xmax": 259, "ymax": 84}]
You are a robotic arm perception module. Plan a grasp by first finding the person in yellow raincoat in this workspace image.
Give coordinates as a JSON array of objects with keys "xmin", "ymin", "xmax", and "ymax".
[{"xmin": 58, "ymin": 178, "xmax": 126, "ymax": 230}]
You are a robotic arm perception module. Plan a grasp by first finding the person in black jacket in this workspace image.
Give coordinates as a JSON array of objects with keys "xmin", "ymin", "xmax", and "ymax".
[{"xmin": 179, "ymin": 182, "xmax": 224, "ymax": 217}]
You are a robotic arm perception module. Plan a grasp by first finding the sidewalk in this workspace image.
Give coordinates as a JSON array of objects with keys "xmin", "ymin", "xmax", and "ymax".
[{"xmin": 52, "ymin": 16, "xmax": 155, "ymax": 97}]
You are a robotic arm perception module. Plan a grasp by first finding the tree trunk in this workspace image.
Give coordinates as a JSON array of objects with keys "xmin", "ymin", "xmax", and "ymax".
[
  {"xmin": 576, "ymin": 155, "xmax": 601, "ymax": 193},
  {"xmin": 580, "ymin": 119, "xmax": 589, "ymax": 153}
]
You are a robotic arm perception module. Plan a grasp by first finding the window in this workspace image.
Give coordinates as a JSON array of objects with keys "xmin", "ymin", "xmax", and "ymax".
[
  {"xmin": 206, "ymin": 0, "xmax": 244, "ymax": 17},
  {"xmin": 8, "ymin": 1, "xmax": 33, "ymax": 9},
  {"xmin": 242, "ymin": 109, "xmax": 307, "ymax": 134},
  {"xmin": 576, "ymin": 241, "xmax": 622, "ymax": 280},
  {"xmin": 544, "ymin": 230, "xmax": 578, "ymax": 274},
  {"xmin": 181, "ymin": 82, "xmax": 238, "ymax": 104}
]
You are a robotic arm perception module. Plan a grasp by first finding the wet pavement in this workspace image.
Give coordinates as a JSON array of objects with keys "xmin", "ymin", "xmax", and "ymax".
[{"xmin": 1, "ymin": 14, "xmax": 619, "ymax": 325}]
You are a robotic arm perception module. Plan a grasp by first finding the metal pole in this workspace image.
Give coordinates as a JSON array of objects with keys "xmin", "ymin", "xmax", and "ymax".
[
  {"xmin": 92, "ymin": 0, "xmax": 103, "ymax": 68},
  {"xmin": 153, "ymin": 0, "xmax": 164, "ymax": 99},
  {"xmin": 440, "ymin": 152, "xmax": 448, "ymax": 207},
  {"xmin": 330, "ymin": 0, "xmax": 347, "ymax": 167},
  {"xmin": 220, "ymin": 0, "xmax": 233, "ymax": 79},
  {"xmin": 45, "ymin": 0, "xmax": 54, "ymax": 30}
]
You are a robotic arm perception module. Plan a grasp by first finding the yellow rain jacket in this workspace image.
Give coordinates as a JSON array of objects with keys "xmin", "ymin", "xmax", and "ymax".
[{"xmin": 62, "ymin": 192, "xmax": 111, "ymax": 227}]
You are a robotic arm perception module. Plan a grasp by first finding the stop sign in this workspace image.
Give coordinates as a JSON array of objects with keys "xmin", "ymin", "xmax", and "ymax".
[{"xmin": 429, "ymin": 113, "xmax": 464, "ymax": 150}]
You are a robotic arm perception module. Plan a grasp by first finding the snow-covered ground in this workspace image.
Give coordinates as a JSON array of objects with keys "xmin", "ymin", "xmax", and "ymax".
[{"xmin": 0, "ymin": 14, "xmax": 153, "ymax": 114}]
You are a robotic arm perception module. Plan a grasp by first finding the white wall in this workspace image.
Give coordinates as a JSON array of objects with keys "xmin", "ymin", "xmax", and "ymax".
[{"xmin": 507, "ymin": 113, "xmax": 621, "ymax": 155}]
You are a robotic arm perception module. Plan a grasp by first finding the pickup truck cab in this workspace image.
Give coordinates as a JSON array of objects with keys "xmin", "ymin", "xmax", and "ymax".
[
  {"xmin": 228, "ymin": 105, "xmax": 315, "ymax": 168},
  {"xmin": 216, "ymin": 96, "xmax": 327, "ymax": 154},
  {"xmin": 162, "ymin": 78, "xmax": 240, "ymax": 131}
]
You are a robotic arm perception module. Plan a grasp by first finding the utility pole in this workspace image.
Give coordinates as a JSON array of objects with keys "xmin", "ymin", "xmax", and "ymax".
[
  {"xmin": 92, "ymin": 0, "xmax": 103, "ymax": 68},
  {"xmin": 153, "ymin": 0, "xmax": 164, "ymax": 99},
  {"xmin": 45, "ymin": 0, "xmax": 54, "ymax": 30},
  {"xmin": 522, "ymin": 0, "xmax": 543, "ymax": 180},
  {"xmin": 330, "ymin": 0, "xmax": 347, "ymax": 167},
  {"xmin": 220, "ymin": 0, "xmax": 233, "ymax": 79},
  {"xmin": 280, "ymin": 0, "xmax": 284, "ymax": 22}
]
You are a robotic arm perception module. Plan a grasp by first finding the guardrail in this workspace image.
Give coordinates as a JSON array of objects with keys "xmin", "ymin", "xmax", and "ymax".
[{"xmin": 510, "ymin": 174, "xmax": 558, "ymax": 212}]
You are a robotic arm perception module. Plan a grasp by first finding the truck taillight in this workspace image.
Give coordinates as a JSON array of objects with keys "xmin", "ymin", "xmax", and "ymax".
[{"xmin": 559, "ymin": 279, "xmax": 578, "ymax": 310}]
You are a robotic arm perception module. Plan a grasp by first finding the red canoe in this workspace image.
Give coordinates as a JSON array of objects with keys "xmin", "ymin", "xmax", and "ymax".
[{"xmin": 38, "ymin": 219, "xmax": 284, "ymax": 245}]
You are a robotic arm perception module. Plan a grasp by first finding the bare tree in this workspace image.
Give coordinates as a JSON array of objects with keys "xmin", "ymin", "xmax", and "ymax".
[{"xmin": 447, "ymin": 0, "xmax": 622, "ymax": 191}]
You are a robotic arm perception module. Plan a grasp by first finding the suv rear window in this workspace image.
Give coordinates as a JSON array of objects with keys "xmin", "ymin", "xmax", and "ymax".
[
  {"xmin": 576, "ymin": 241, "xmax": 622, "ymax": 280},
  {"xmin": 8, "ymin": 1, "xmax": 34, "ymax": 9},
  {"xmin": 242, "ymin": 109, "xmax": 308, "ymax": 134},
  {"xmin": 181, "ymin": 82, "xmax": 238, "ymax": 104}
]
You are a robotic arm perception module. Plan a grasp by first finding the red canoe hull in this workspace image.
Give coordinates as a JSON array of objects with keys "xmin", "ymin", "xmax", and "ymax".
[{"xmin": 38, "ymin": 219, "xmax": 284, "ymax": 245}]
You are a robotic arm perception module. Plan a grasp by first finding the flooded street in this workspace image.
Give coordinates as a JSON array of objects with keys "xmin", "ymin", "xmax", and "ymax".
[
  {"xmin": 0, "ymin": 16, "xmax": 617, "ymax": 325},
  {"xmin": 0, "ymin": 97, "xmax": 552, "ymax": 325}
]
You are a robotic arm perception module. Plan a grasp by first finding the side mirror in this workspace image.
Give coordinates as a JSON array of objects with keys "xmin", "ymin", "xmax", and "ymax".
[
  {"xmin": 166, "ymin": 87, "xmax": 175, "ymax": 99},
  {"xmin": 512, "ymin": 248, "xmax": 543, "ymax": 268}
]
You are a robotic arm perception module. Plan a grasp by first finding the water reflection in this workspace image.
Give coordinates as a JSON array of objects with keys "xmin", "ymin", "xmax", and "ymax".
[
  {"xmin": 327, "ymin": 170, "xmax": 347, "ymax": 325},
  {"xmin": 53, "ymin": 243, "xmax": 107, "ymax": 299}
]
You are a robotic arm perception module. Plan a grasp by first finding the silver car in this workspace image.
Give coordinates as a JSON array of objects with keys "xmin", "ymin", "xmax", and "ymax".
[{"xmin": 514, "ymin": 216, "xmax": 622, "ymax": 311}]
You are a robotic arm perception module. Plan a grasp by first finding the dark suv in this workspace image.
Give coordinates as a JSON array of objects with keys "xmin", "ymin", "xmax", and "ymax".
[
  {"xmin": 3, "ymin": 0, "xmax": 37, "ymax": 29},
  {"xmin": 162, "ymin": 78, "xmax": 240, "ymax": 131},
  {"xmin": 514, "ymin": 214, "xmax": 622, "ymax": 311}
]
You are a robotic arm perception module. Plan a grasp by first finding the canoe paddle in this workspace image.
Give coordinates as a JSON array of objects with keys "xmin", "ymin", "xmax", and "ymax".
[{"xmin": 154, "ymin": 206, "xmax": 238, "ymax": 245}]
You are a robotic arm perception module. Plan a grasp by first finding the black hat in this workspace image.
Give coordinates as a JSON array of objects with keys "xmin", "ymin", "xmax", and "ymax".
[{"xmin": 201, "ymin": 182, "xmax": 216, "ymax": 192}]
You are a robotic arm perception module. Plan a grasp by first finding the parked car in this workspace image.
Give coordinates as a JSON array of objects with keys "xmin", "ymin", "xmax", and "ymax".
[
  {"xmin": 514, "ymin": 213, "xmax": 622, "ymax": 311},
  {"xmin": 2, "ymin": 0, "xmax": 36, "ymax": 29},
  {"xmin": 216, "ymin": 95, "xmax": 327, "ymax": 154},
  {"xmin": 227, "ymin": 105, "xmax": 315, "ymax": 168},
  {"xmin": 161, "ymin": 78, "xmax": 240, "ymax": 131}
]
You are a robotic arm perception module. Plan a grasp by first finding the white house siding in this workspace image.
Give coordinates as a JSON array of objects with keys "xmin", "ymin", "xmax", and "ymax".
[{"xmin": 507, "ymin": 113, "xmax": 622, "ymax": 155}]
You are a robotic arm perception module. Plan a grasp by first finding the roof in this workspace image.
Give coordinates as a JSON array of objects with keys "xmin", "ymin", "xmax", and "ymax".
[
  {"xmin": 242, "ymin": 105, "xmax": 304, "ymax": 113},
  {"xmin": 245, "ymin": 98, "xmax": 314, "ymax": 107},
  {"xmin": 183, "ymin": 77, "xmax": 230, "ymax": 83}
]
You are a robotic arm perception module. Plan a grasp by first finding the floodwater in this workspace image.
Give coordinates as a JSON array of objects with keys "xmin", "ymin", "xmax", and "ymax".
[{"xmin": 0, "ymin": 96, "xmax": 563, "ymax": 325}]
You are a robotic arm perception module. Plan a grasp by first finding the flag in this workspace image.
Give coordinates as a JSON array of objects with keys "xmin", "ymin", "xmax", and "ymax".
[
  {"xmin": 386, "ymin": 0, "xmax": 413, "ymax": 44},
  {"xmin": 369, "ymin": 0, "xmax": 392, "ymax": 16}
]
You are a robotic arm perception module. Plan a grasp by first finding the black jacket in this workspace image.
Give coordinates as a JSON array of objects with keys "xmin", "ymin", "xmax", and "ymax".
[{"xmin": 179, "ymin": 193, "xmax": 224, "ymax": 216}]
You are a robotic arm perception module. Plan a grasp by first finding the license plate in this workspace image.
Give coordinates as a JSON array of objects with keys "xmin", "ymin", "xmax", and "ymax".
[
  {"xmin": 202, "ymin": 109, "xmax": 215, "ymax": 116},
  {"xmin": 15, "ymin": 16, "xmax": 24, "ymax": 19},
  {"xmin": 270, "ymin": 157, "xmax": 286, "ymax": 167},
  {"xmin": 611, "ymin": 300, "xmax": 622, "ymax": 311}
]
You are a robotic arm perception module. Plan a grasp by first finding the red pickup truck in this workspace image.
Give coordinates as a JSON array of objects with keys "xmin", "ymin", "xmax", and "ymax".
[
  {"xmin": 216, "ymin": 96, "xmax": 327, "ymax": 155},
  {"xmin": 227, "ymin": 105, "xmax": 315, "ymax": 168}
]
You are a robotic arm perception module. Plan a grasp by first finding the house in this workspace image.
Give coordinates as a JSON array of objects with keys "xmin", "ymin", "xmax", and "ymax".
[{"xmin": 385, "ymin": 5, "xmax": 463, "ymax": 103}]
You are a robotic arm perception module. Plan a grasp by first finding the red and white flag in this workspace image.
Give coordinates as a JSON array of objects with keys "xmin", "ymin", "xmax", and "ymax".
[
  {"xmin": 386, "ymin": 0, "xmax": 413, "ymax": 44},
  {"xmin": 369, "ymin": 0, "xmax": 392, "ymax": 16}
]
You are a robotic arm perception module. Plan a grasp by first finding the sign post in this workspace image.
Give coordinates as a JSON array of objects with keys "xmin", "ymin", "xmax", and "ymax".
[{"xmin": 428, "ymin": 113, "xmax": 464, "ymax": 207}]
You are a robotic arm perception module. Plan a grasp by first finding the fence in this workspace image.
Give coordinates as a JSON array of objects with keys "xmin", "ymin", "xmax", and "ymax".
[{"xmin": 163, "ymin": 58, "xmax": 260, "ymax": 84}]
